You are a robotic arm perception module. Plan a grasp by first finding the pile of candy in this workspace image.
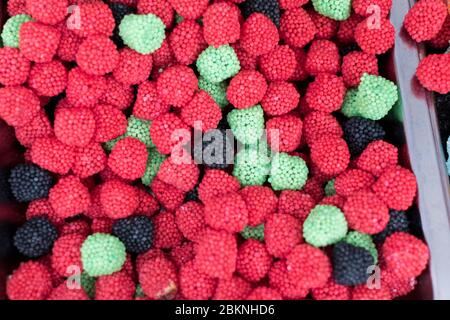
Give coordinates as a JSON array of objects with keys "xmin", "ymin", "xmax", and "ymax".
[{"xmin": 0, "ymin": 0, "xmax": 434, "ymax": 300}]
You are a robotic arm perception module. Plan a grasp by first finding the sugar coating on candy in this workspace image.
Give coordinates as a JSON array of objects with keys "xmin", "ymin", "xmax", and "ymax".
[
  {"xmin": 119, "ymin": 14, "xmax": 166, "ymax": 54},
  {"xmin": 381, "ymin": 268, "xmax": 416, "ymax": 299},
  {"xmin": 179, "ymin": 260, "xmax": 217, "ymax": 300},
  {"xmin": 286, "ymin": 244, "xmax": 331, "ymax": 289},
  {"xmin": 72, "ymin": 2, "xmax": 115, "ymax": 38},
  {"xmin": 303, "ymin": 205, "xmax": 348, "ymax": 247},
  {"xmin": 355, "ymin": 17, "xmax": 395, "ymax": 55},
  {"xmin": 26, "ymin": 0, "xmax": 68, "ymax": 25},
  {"xmin": 135, "ymin": 188, "xmax": 160, "ymax": 217},
  {"xmin": 170, "ymin": 242, "xmax": 195, "ymax": 269},
  {"xmin": 269, "ymin": 153, "xmax": 309, "ymax": 191},
  {"xmin": 240, "ymin": 13, "xmax": 279, "ymax": 57},
  {"xmin": 342, "ymin": 51, "xmax": 379, "ymax": 87},
  {"xmin": 169, "ymin": 20, "xmax": 206, "ymax": 65},
  {"xmin": 372, "ymin": 165, "xmax": 417, "ymax": 211},
  {"xmin": 134, "ymin": 81, "xmax": 170, "ymax": 121},
  {"xmin": 81, "ymin": 233, "xmax": 126, "ymax": 277},
  {"xmin": 311, "ymin": 0, "xmax": 351, "ymax": 21},
  {"xmin": 28, "ymin": 60, "xmax": 67, "ymax": 97},
  {"xmin": 305, "ymin": 74, "xmax": 346, "ymax": 113},
  {"xmin": 13, "ymin": 217, "xmax": 58, "ymax": 258},
  {"xmin": 175, "ymin": 201, "xmax": 206, "ymax": 242},
  {"xmin": 289, "ymin": 47, "xmax": 308, "ymax": 81},
  {"xmin": 308, "ymin": 9, "xmax": 339, "ymax": 40},
  {"xmin": 66, "ymin": 67, "xmax": 107, "ymax": 108},
  {"xmin": 203, "ymin": 2, "xmax": 240, "ymax": 48},
  {"xmin": 354, "ymin": 74, "xmax": 399, "ymax": 120},
  {"xmin": 278, "ymin": 190, "xmax": 315, "ymax": 221},
  {"xmin": 196, "ymin": 45, "xmax": 241, "ymax": 83},
  {"xmin": 95, "ymin": 271, "xmax": 135, "ymax": 300},
  {"xmin": 0, "ymin": 86, "xmax": 40, "ymax": 127},
  {"xmin": 416, "ymin": 53, "xmax": 450, "ymax": 94},
  {"xmin": 157, "ymin": 155, "xmax": 199, "ymax": 192},
  {"xmin": 325, "ymin": 179, "xmax": 336, "ymax": 196},
  {"xmin": 93, "ymin": 104, "xmax": 127, "ymax": 143},
  {"xmin": 142, "ymin": 149, "xmax": 167, "ymax": 186},
  {"xmin": 138, "ymin": 0, "xmax": 174, "ymax": 28},
  {"xmin": 1, "ymin": 14, "xmax": 33, "ymax": 48},
  {"xmin": 310, "ymin": 136, "xmax": 350, "ymax": 176},
  {"xmin": 51, "ymin": 233, "xmax": 84, "ymax": 277},
  {"xmin": 240, "ymin": 186, "xmax": 277, "ymax": 227},
  {"xmin": 305, "ymin": 40, "xmax": 341, "ymax": 76},
  {"xmin": 139, "ymin": 255, "xmax": 178, "ymax": 300},
  {"xmin": 227, "ymin": 70, "xmax": 267, "ymax": 110},
  {"xmin": 195, "ymin": 228, "xmax": 237, "ymax": 279},
  {"xmin": 150, "ymin": 113, "xmax": 191, "ymax": 155},
  {"xmin": 242, "ymin": 0, "xmax": 280, "ymax": 27},
  {"xmin": 344, "ymin": 231, "xmax": 378, "ymax": 264},
  {"xmin": 57, "ymin": 25, "xmax": 83, "ymax": 62},
  {"xmin": 259, "ymin": 45, "xmax": 297, "ymax": 82},
  {"xmin": 7, "ymin": 261, "xmax": 52, "ymax": 300},
  {"xmin": 382, "ymin": 232, "xmax": 429, "ymax": 281},
  {"xmin": 152, "ymin": 211, "xmax": 183, "ymax": 249},
  {"xmin": 19, "ymin": 21, "xmax": 61, "ymax": 63},
  {"xmin": 343, "ymin": 190, "xmax": 389, "ymax": 234},
  {"xmin": 100, "ymin": 76, "xmax": 134, "ymax": 109},
  {"xmin": 266, "ymin": 115, "xmax": 303, "ymax": 152},
  {"xmin": 54, "ymin": 108, "xmax": 96, "ymax": 147},
  {"xmin": 7, "ymin": 0, "xmax": 27, "ymax": 16},
  {"xmin": 374, "ymin": 210, "xmax": 410, "ymax": 244},
  {"xmin": 343, "ymin": 117, "xmax": 385, "ymax": 156},
  {"xmin": 404, "ymin": 0, "xmax": 447, "ymax": 42},
  {"xmin": 100, "ymin": 180, "xmax": 139, "ymax": 219},
  {"xmin": 231, "ymin": 42, "xmax": 258, "ymax": 71},
  {"xmin": 204, "ymin": 192, "xmax": 249, "ymax": 233},
  {"xmin": 261, "ymin": 81, "xmax": 300, "ymax": 116},
  {"xmin": 113, "ymin": 48, "xmax": 153, "ymax": 85},
  {"xmin": 233, "ymin": 142, "xmax": 271, "ymax": 186},
  {"xmin": 264, "ymin": 213, "xmax": 302, "ymax": 258},
  {"xmin": 181, "ymin": 90, "xmax": 222, "ymax": 132},
  {"xmin": 198, "ymin": 77, "xmax": 228, "ymax": 108},
  {"xmin": 356, "ymin": 140, "xmax": 398, "ymax": 177},
  {"xmin": 332, "ymin": 242, "xmax": 374, "ymax": 286},
  {"xmin": 352, "ymin": 0, "xmax": 392, "ymax": 18},
  {"xmin": 157, "ymin": 64, "xmax": 198, "ymax": 108},
  {"xmin": 168, "ymin": 0, "xmax": 208, "ymax": 20},
  {"xmin": 334, "ymin": 169, "xmax": 375, "ymax": 197},
  {"xmin": 151, "ymin": 178, "xmax": 185, "ymax": 211},
  {"xmin": 213, "ymin": 276, "xmax": 252, "ymax": 300},
  {"xmin": 303, "ymin": 111, "xmax": 343, "ymax": 146},
  {"xmin": 198, "ymin": 169, "xmax": 240, "ymax": 203},
  {"xmin": 8, "ymin": 163, "xmax": 52, "ymax": 202},
  {"xmin": 31, "ymin": 137, "xmax": 75, "ymax": 174},
  {"xmin": 268, "ymin": 260, "xmax": 309, "ymax": 299},
  {"xmin": 236, "ymin": 239, "xmax": 271, "ymax": 282},
  {"xmin": 49, "ymin": 175, "xmax": 91, "ymax": 219},
  {"xmin": 340, "ymin": 88, "xmax": 360, "ymax": 118},
  {"xmin": 108, "ymin": 137, "xmax": 148, "ymax": 180},
  {"xmin": 123, "ymin": 116, "xmax": 154, "ymax": 148},
  {"xmin": 15, "ymin": 110, "xmax": 53, "ymax": 148},
  {"xmin": 112, "ymin": 215, "xmax": 154, "ymax": 254},
  {"xmin": 227, "ymin": 105, "xmax": 265, "ymax": 145}
]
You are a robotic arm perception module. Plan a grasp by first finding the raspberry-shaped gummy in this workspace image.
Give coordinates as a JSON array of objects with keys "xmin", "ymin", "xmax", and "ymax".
[
  {"xmin": 152, "ymin": 211, "xmax": 183, "ymax": 249},
  {"xmin": 203, "ymin": 2, "xmax": 240, "ymax": 48},
  {"xmin": 54, "ymin": 108, "xmax": 96, "ymax": 147},
  {"xmin": 139, "ymin": 255, "xmax": 178, "ymax": 299},
  {"xmin": 51, "ymin": 233, "xmax": 84, "ymax": 277},
  {"xmin": 266, "ymin": 115, "xmax": 303, "ymax": 152},
  {"xmin": 57, "ymin": 24, "xmax": 83, "ymax": 62},
  {"xmin": 311, "ymin": 0, "xmax": 352, "ymax": 21},
  {"xmin": 196, "ymin": 45, "xmax": 241, "ymax": 83},
  {"xmin": 0, "ymin": 86, "xmax": 40, "ymax": 127},
  {"xmin": 7, "ymin": 261, "xmax": 52, "ymax": 300},
  {"xmin": 28, "ymin": 60, "xmax": 67, "ymax": 97},
  {"xmin": 404, "ymin": 0, "xmax": 447, "ymax": 42},
  {"xmin": 416, "ymin": 53, "xmax": 450, "ymax": 94},
  {"xmin": 265, "ymin": 213, "xmax": 302, "ymax": 257},
  {"xmin": 108, "ymin": 137, "xmax": 148, "ymax": 180},
  {"xmin": 72, "ymin": 2, "xmax": 115, "ymax": 38},
  {"xmin": 49, "ymin": 175, "xmax": 90, "ymax": 219},
  {"xmin": 1, "ymin": 14, "xmax": 33, "ymax": 48},
  {"xmin": 157, "ymin": 64, "xmax": 198, "ymax": 108},
  {"xmin": 214, "ymin": 276, "xmax": 252, "ymax": 300},
  {"xmin": 246, "ymin": 287, "xmax": 282, "ymax": 300},
  {"xmin": 240, "ymin": 186, "xmax": 277, "ymax": 226},
  {"xmin": 124, "ymin": 116, "xmax": 154, "ymax": 148},
  {"xmin": 179, "ymin": 260, "xmax": 217, "ymax": 300},
  {"xmin": 15, "ymin": 110, "xmax": 53, "ymax": 148},
  {"xmin": 95, "ymin": 271, "xmax": 135, "ymax": 300},
  {"xmin": 175, "ymin": 201, "xmax": 206, "ymax": 242},
  {"xmin": 26, "ymin": 0, "xmax": 68, "ymax": 25},
  {"xmin": 237, "ymin": 239, "xmax": 272, "ymax": 282},
  {"xmin": 204, "ymin": 192, "xmax": 249, "ymax": 233},
  {"xmin": 261, "ymin": 81, "xmax": 299, "ymax": 116},
  {"xmin": 269, "ymin": 153, "xmax": 309, "ymax": 191},
  {"xmin": 305, "ymin": 39, "xmax": 340, "ymax": 76},
  {"xmin": 306, "ymin": 74, "xmax": 346, "ymax": 113},
  {"xmin": 227, "ymin": 104, "xmax": 265, "ymax": 145},
  {"xmin": 352, "ymin": 284, "xmax": 391, "ymax": 300},
  {"xmin": 169, "ymin": 20, "xmax": 206, "ymax": 65},
  {"xmin": 342, "ymin": 51, "xmax": 378, "ymax": 87},
  {"xmin": 355, "ymin": 17, "xmax": 395, "ymax": 55},
  {"xmin": 31, "ymin": 137, "xmax": 75, "ymax": 174},
  {"xmin": 73, "ymin": 143, "xmax": 107, "ymax": 178},
  {"xmin": 278, "ymin": 190, "xmax": 315, "ymax": 221},
  {"xmin": 303, "ymin": 205, "xmax": 348, "ymax": 247},
  {"xmin": 259, "ymin": 45, "xmax": 296, "ymax": 82},
  {"xmin": 76, "ymin": 36, "xmax": 119, "ymax": 76},
  {"xmin": 134, "ymin": 81, "xmax": 170, "ymax": 121},
  {"xmin": 19, "ymin": 21, "xmax": 61, "ymax": 63},
  {"xmin": 119, "ymin": 14, "xmax": 166, "ymax": 54},
  {"xmin": 240, "ymin": 13, "xmax": 279, "ymax": 57},
  {"xmin": 150, "ymin": 113, "xmax": 191, "ymax": 155},
  {"xmin": 303, "ymin": 112, "xmax": 343, "ymax": 146},
  {"xmin": 48, "ymin": 281, "xmax": 89, "ymax": 300},
  {"xmin": 241, "ymin": 224, "xmax": 265, "ymax": 242},
  {"xmin": 356, "ymin": 140, "xmax": 398, "ymax": 176},
  {"xmin": 100, "ymin": 180, "xmax": 139, "ymax": 219},
  {"xmin": 138, "ymin": 0, "xmax": 173, "ymax": 28},
  {"xmin": 198, "ymin": 77, "xmax": 229, "ymax": 108},
  {"xmin": 231, "ymin": 42, "xmax": 258, "ymax": 70},
  {"xmin": 93, "ymin": 104, "xmax": 127, "ymax": 143},
  {"xmin": 334, "ymin": 169, "xmax": 375, "ymax": 197},
  {"xmin": 309, "ymin": 9, "xmax": 339, "ymax": 40},
  {"xmin": 227, "ymin": 70, "xmax": 267, "ymax": 109},
  {"xmin": 429, "ymin": 15, "xmax": 450, "ymax": 49},
  {"xmin": 81, "ymin": 233, "xmax": 126, "ymax": 277},
  {"xmin": 198, "ymin": 169, "xmax": 240, "ymax": 203},
  {"xmin": 157, "ymin": 155, "xmax": 199, "ymax": 192},
  {"xmin": 280, "ymin": 7, "xmax": 317, "ymax": 48},
  {"xmin": 112, "ymin": 215, "xmax": 154, "ymax": 254},
  {"xmin": 66, "ymin": 67, "xmax": 107, "ymax": 108},
  {"xmin": 168, "ymin": 0, "xmax": 208, "ymax": 19},
  {"xmin": 100, "ymin": 76, "xmax": 134, "ymax": 109},
  {"xmin": 151, "ymin": 178, "xmax": 185, "ymax": 211},
  {"xmin": 268, "ymin": 260, "xmax": 309, "ymax": 299},
  {"xmin": 310, "ymin": 136, "xmax": 350, "ymax": 176},
  {"xmin": 181, "ymin": 90, "xmax": 222, "ymax": 132},
  {"xmin": 311, "ymin": 279, "xmax": 351, "ymax": 300}
]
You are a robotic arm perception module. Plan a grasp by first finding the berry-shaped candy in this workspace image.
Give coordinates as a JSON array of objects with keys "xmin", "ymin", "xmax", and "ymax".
[
  {"xmin": 416, "ymin": 53, "xmax": 450, "ymax": 94},
  {"xmin": 268, "ymin": 260, "xmax": 309, "ymax": 299},
  {"xmin": 356, "ymin": 140, "xmax": 398, "ymax": 177},
  {"xmin": 204, "ymin": 192, "xmax": 249, "ymax": 233},
  {"xmin": 227, "ymin": 70, "xmax": 267, "ymax": 110},
  {"xmin": 352, "ymin": 0, "xmax": 392, "ymax": 18},
  {"xmin": 381, "ymin": 232, "xmax": 429, "ymax": 280},
  {"xmin": 169, "ymin": 20, "xmax": 206, "ymax": 65},
  {"xmin": 142, "ymin": 149, "xmax": 167, "ymax": 186},
  {"xmin": 309, "ymin": 8, "xmax": 339, "ymax": 40},
  {"xmin": 236, "ymin": 239, "xmax": 272, "ymax": 282},
  {"xmin": 203, "ymin": 2, "xmax": 240, "ymax": 48},
  {"xmin": 196, "ymin": 45, "xmax": 241, "ymax": 83},
  {"xmin": 242, "ymin": 0, "xmax": 281, "ymax": 27},
  {"xmin": 179, "ymin": 260, "xmax": 217, "ymax": 300},
  {"xmin": 48, "ymin": 281, "xmax": 90, "ymax": 300},
  {"xmin": 373, "ymin": 210, "xmax": 410, "ymax": 244},
  {"xmin": 57, "ymin": 24, "xmax": 83, "ymax": 62},
  {"xmin": 109, "ymin": 2, "xmax": 136, "ymax": 47},
  {"xmin": 54, "ymin": 108, "xmax": 96, "ymax": 147},
  {"xmin": 152, "ymin": 211, "xmax": 183, "ymax": 249},
  {"xmin": 14, "ymin": 217, "xmax": 58, "ymax": 258},
  {"xmin": 232, "ymin": 42, "xmax": 258, "ymax": 70},
  {"xmin": 344, "ymin": 231, "xmax": 378, "ymax": 263},
  {"xmin": 51, "ymin": 233, "xmax": 85, "ymax": 277},
  {"xmin": 372, "ymin": 166, "xmax": 417, "ymax": 211},
  {"xmin": 81, "ymin": 233, "xmax": 126, "ymax": 277},
  {"xmin": 25, "ymin": 0, "xmax": 68, "ymax": 25},
  {"xmin": 241, "ymin": 224, "xmax": 265, "ymax": 242},
  {"xmin": 194, "ymin": 228, "xmax": 237, "ymax": 279},
  {"xmin": 334, "ymin": 169, "xmax": 374, "ymax": 198},
  {"xmin": 352, "ymin": 284, "xmax": 392, "ymax": 300},
  {"xmin": 66, "ymin": 67, "xmax": 107, "ymax": 108},
  {"xmin": 100, "ymin": 180, "xmax": 139, "ymax": 219},
  {"xmin": 95, "ymin": 271, "xmax": 135, "ymax": 300},
  {"xmin": 1, "ymin": 14, "xmax": 33, "ymax": 48},
  {"xmin": 119, "ymin": 14, "xmax": 166, "ymax": 54},
  {"xmin": 278, "ymin": 190, "xmax": 316, "ymax": 221},
  {"xmin": 112, "ymin": 215, "xmax": 154, "ymax": 254},
  {"xmin": 7, "ymin": 261, "xmax": 52, "ymax": 300},
  {"xmin": 240, "ymin": 13, "xmax": 279, "ymax": 57},
  {"xmin": 0, "ymin": 86, "xmax": 40, "ymax": 127},
  {"xmin": 342, "ymin": 51, "xmax": 379, "ymax": 87},
  {"xmin": 233, "ymin": 142, "xmax": 272, "ymax": 186},
  {"xmin": 261, "ymin": 81, "xmax": 300, "ymax": 116},
  {"xmin": 157, "ymin": 155, "xmax": 199, "ymax": 192},
  {"xmin": 71, "ymin": 2, "xmax": 115, "ymax": 38},
  {"xmin": 151, "ymin": 178, "xmax": 185, "ymax": 211},
  {"xmin": 259, "ymin": 45, "xmax": 297, "ymax": 82},
  {"xmin": 8, "ymin": 164, "xmax": 52, "ymax": 203},
  {"xmin": 340, "ymin": 88, "xmax": 360, "ymax": 118},
  {"xmin": 355, "ymin": 17, "xmax": 395, "ymax": 55},
  {"xmin": 139, "ymin": 254, "xmax": 178, "ymax": 300},
  {"xmin": 343, "ymin": 117, "xmax": 385, "ymax": 156},
  {"xmin": 305, "ymin": 39, "xmax": 340, "ymax": 76},
  {"xmin": 28, "ymin": 60, "xmax": 68, "ymax": 97},
  {"xmin": 311, "ymin": 279, "xmax": 351, "ymax": 300},
  {"xmin": 157, "ymin": 64, "xmax": 198, "ymax": 108},
  {"xmin": 138, "ymin": 0, "xmax": 174, "ymax": 28},
  {"xmin": 113, "ymin": 49, "xmax": 153, "ymax": 88},
  {"xmin": 76, "ymin": 36, "xmax": 119, "ymax": 76},
  {"xmin": 266, "ymin": 115, "xmax": 303, "ymax": 152},
  {"xmin": 15, "ymin": 110, "xmax": 53, "ymax": 148},
  {"xmin": 134, "ymin": 81, "xmax": 170, "ymax": 121},
  {"xmin": 198, "ymin": 77, "xmax": 228, "ymax": 108},
  {"xmin": 310, "ymin": 136, "xmax": 350, "ymax": 176},
  {"xmin": 343, "ymin": 190, "xmax": 389, "ymax": 234},
  {"xmin": 240, "ymin": 186, "xmax": 277, "ymax": 227},
  {"xmin": 167, "ymin": 0, "xmax": 208, "ymax": 20},
  {"xmin": 175, "ymin": 201, "xmax": 206, "ymax": 242},
  {"xmin": 429, "ymin": 15, "xmax": 450, "ymax": 49},
  {"xmin": 19, "ymin": 21, "xmax": 61, "ymax": 63},
  {"xmin": 265, "ymin": 213, "xmax": 302, "ymax": 257},
  {"xmin": 181, "ymin": 90, "xmax": 222, "ymax": 132},
  {"xmin": 303, "ymin": 205, "xmax": 348, "ymax": 247},
  {"xmin": 280, "ymin": 7, "xmax": 316, "ymax": 48},
  {"xmin": 354, "ymin": 74, "xmax": 398, "ymax": 120},
  {"xmin": 150, "ymin": 113, "xmax": 191, "ymax": 155},
  {"xmin": 303, "ymin": 111, "xmax": 343, "ymax": 146},
  {"xmin": 332, "ymin": 242, "xmax": 374, "ymax": 286},
  {"xmin": 305, "ymin": 74, "xmax": 346, "ymax": 113},
  {"xmin": 49, "ymin": 175, "xmax": 90, "ymax": 219},
  {"xmin": 325, "ymin": 179, "xmax": 336, "ymax": 196},
  {"xmin": 198, "ymin": 169, "xmax": 240, "ymax": 203},
  {"xmin": 246, "ymin": 287, "xmax": 282, "ymax": 300},
  {"xmin": 108, "ymin": 137, "xmax": 148, "ymax": 180},
  {"xmin": 269, "ymin": 153, "xmax": 309, "ymax": 191},
  {"xmin": 125, "ymin": 116, "xmax": 154, "ymax": 148},
  {"xmin": 214, "ymin": 276, "xmax": 252, "ymax": 300},
  {"xmin": 93, "ymin": 104, "xmax": 127, "ymax": 143},
  {"xmin": 30, "ymin": 137, "xmax": 75, "ymax": 175},
  {"xmin": 227, "ymin": 105, "xmax": 265, "ymax": 145},
  {"xmin": 311, "ymin": 0, "xmax": 352, "ymax": 21},
  {"xmin": 404, "ymin": 0, "xmax": 447, "ymax": 42}
]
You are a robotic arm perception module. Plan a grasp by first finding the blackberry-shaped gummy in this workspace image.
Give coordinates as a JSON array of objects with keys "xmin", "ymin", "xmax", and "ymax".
[
  {"xmin": 193, "ymin": 129, "xmax": 233, "ymax": 169},
  {"xmin": 242, "ymin": 0, "xmax": 281, "ymax": 27},
  {"xmin": 112, "ymin": 215, "xmax": 154, "ymax": 254},
  {"xmin": 332, "ymin": 242, "xmax": 374, "ymax": 286},
  {"xmin": 373, "ymin": 210, "xmax": 410, "ymax": 244},
  {"xmin": 343, "ymin": 117, "xmax": 385, "ymax": 156},
  {"xmin": 109, "ymin": 3, "xmax": 136, "ymax": 48},
  {"xmin": 14, "ymin": 217, "xmax": 58, "ymax": 258},
  {"xmin": 8, "ymin": 164, "xmax": 53, "ymax": 202}
]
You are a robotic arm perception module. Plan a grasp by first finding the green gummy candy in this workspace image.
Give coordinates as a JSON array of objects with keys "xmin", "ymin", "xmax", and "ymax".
[
  {"xmin": 344, "ymin": 231, "xmax": 378, "ymax": 264},
  {"xmin": 198, "ymin": 76, "xmax": 229, "ymax": 108},
  {"xmin": 196, "ymin": 45, "xmax": 240, "ymax": 83},
  {"xmin": 141, "ymin": 148, "xmax": 166, "ymax": 186},
  {"xmin": 311, "ymin": 0, "xmax": 352, "ymax": 21},
  {"xmin": 268, "ymin": 152, "xmax": 309, "ymax": 191},
  {"xmin": 1, "ymin": 14, "xmax": 33, "ymax": 48},
  {"xmin": 241, "ymin": 224, "xmax": 265, "ymax": 242},
  {"xmin": 227, "ymin": 104, "xmax": 265, "ymax": 145},
  {"xmin": 233, "ymin": 141, "xmax": 272, "ymax": 186}
]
